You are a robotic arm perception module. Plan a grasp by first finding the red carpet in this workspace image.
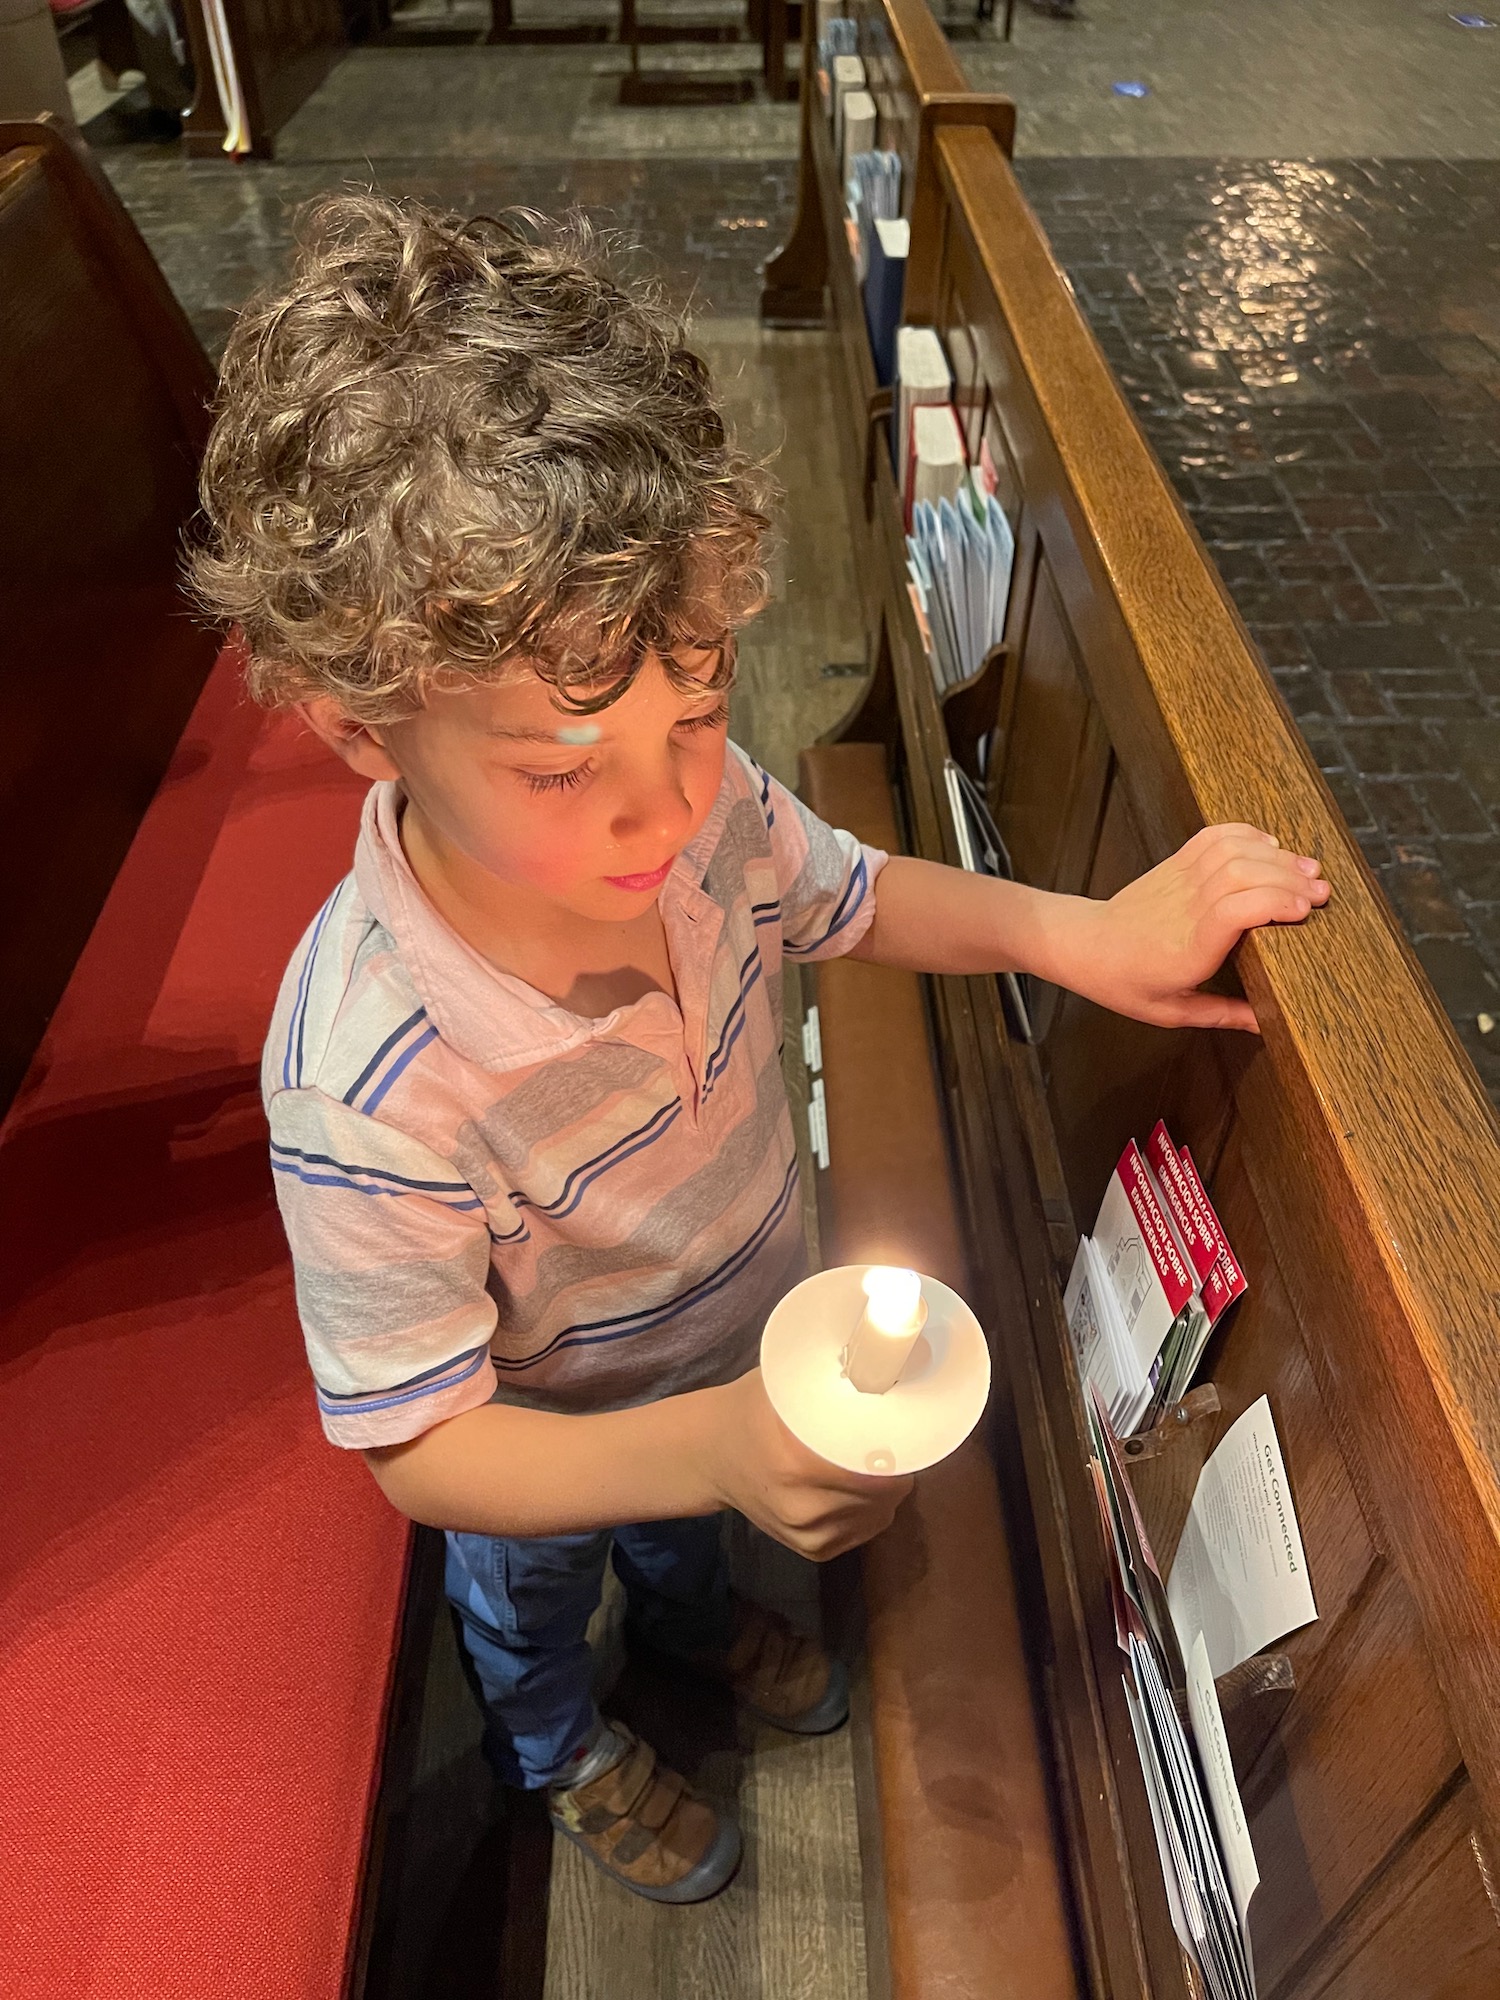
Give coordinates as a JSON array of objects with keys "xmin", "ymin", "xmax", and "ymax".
[{"xmin": 0, "ymin": 650, "xmax": 410, "ymax": 1998}]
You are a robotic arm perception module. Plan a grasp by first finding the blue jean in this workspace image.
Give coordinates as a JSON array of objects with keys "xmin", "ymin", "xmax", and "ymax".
[{"xmin": 445, "ymin": 1512, "xmax": 733, "ymax": 1789}]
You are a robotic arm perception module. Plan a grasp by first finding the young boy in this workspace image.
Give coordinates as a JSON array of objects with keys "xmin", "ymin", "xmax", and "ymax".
[{"xmin": 193, "ymin": 193, "xmax": 1329, "ymax": 1906}]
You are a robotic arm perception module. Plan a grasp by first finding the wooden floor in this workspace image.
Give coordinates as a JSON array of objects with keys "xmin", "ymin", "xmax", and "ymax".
[
  {"xmin": 363, "ymin": 317, "xmax": 874, "ymax": 2000},
  {"xmin": 544, "ymin": 314, "xmax": 872, "ymax": 2000},
  {"xmin": 545, "ymin": 1526, "xmax": 868, "ymax": 2000}
]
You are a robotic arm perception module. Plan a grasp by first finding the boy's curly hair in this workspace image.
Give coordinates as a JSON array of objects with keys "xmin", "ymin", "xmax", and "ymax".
[{"xmin": 189, "ymin": 192, "xmax": 776, "ymax": 719}]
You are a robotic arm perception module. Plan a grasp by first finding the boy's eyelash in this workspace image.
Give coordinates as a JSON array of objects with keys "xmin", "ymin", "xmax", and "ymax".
[
  {"xmin": 516, "ymin": 706, "xmax": 726, "ymax": 793},
  {"xmin": 519, "ymin": 764, "xmax": 593, "ymax": 795}
]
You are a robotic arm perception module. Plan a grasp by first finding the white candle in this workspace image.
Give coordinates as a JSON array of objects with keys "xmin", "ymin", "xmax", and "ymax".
[
  {"xmin": 843, "ymin": 1265, "xmax": 928, "ymax": 1395},
  {"xmin": 761, "ymin": 1265, "xmax": 990, "ymax": 1475}
]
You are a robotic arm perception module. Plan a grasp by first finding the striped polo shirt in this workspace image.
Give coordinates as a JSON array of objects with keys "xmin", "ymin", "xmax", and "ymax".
[{"xmin": 263, "ymin": 742, "xmax": 887, "ymax": 1449}]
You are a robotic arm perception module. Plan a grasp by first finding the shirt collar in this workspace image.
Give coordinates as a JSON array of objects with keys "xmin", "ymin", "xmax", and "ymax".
[{"xmin": 352, "ymin": 774, "xmax": 728, "ymax": 1075}]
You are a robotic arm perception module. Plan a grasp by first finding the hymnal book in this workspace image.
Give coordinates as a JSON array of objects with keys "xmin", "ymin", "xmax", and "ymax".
[
  {"xmin": 1168, "ymin": 1394, "xmax": 1319, "ymax": 1677},
  {"xmin": 850, "ymin": 148, "xmax": 901, "ymax": 227},
  {"xmin": 942, "ymin": 759, "xmax": 1034, "ymax": 1043},
  {"xmin": 895, "ymin": 325, "xmax": 952, "ymax": 495},
  {"xmin": 841, "ymin": 89, "xmax": 877, "ymax": 180},
  {"xmin": 830, "ymin": 52, "xmax": 865, "ymax": 150},
  {"xmin": 903, "ymin": 401, "xmax": 966, "ymax": 522},
  {"xmin": 862, "ymin": 218, "xmax": 908, "ymax": 386}
]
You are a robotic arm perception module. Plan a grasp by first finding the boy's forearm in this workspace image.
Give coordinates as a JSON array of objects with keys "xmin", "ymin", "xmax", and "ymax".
[
  {"xmin": 364, "ymin": 1388, "xmax": 726, "ymax": 1537},
  {"xmin": 850, "ymin": 854, "xmax": 1091, "ymax": 984}
]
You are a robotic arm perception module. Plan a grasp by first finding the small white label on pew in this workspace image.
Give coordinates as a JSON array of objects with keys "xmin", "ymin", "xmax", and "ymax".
[
  {"xmin": 808, "ymin": 1078, "xmax": 830, "ymax": 1169},
  {"xmin": 802, "ymin": 1005, "xmax": 823, "ymax": 1075}
]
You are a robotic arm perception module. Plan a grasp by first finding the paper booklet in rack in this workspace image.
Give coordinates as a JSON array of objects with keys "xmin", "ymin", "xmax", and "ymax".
[
  {"xmin": 1075, "ymin": 1122, "xmax": 1321, "ymax": 1998},
  {"xmin": 1086, "ymin": 1388, "xmax": 1259, "ymax": 2000},
  {"xmin": 1066, "ymin": 1122, "xmax": 1247, "ymax": 1436}
]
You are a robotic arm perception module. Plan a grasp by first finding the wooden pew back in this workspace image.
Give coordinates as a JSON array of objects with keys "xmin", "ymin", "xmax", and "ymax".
[
  {"xmin": 767, "ymin": 9, "xmax": 1500, "ymax": 1992},
  {"xmin": 760, "ymin": 1, "xmax": 1011, "ymax": 657},
  {"xmin": 0, "ymin": 122, "xmax": 413, "ymax": 1994},
  {"xmin": 0, "ymin": 118, "xmax": 219, "ymax": 1117},
  {"xmin": 913, "ymin": 123, "xmax": 1500, "ymax": 2000},
  {"xmin": 178, "ymin": 0, "xmax": 347, "ymax": 157}
]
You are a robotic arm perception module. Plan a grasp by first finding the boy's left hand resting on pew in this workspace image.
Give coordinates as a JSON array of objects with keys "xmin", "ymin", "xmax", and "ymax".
[
  {"xmin": 848, "ymin": 823, "xmax": 1330, "ymax": 1034},
  {"xmin": 1056, "ymin": 823, "xmax": 1331, "ymax": 1032}
]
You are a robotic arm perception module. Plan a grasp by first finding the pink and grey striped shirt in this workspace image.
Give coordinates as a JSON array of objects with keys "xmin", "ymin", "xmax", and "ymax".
[{"xmin": 263, "ymin": 743, "xmax": 887, "ymax": 1448}]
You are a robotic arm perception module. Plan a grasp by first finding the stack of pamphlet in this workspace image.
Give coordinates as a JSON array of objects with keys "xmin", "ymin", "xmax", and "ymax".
[
  {"xmin": 846, "ymin": 148, "xmax": 901, "ymax": 284},
  {"xmin": 819, "ymin": 10, "xmax": 857, "ymax": 61},
  {"xmin": 905, "ymin": 476, "xmax": 1015, "ymax": 693},
  {"xmin": 1087, "ymin": 1390, "xmax": 1256, "ymax": 2000},
  {"xmin": 1065, "ymin": 1123, "xmax": 1246, "ymax": 1436},
  {"xmin": 1087, "ymin": 1382, "xmax": 1319, "ymax": 2000}
]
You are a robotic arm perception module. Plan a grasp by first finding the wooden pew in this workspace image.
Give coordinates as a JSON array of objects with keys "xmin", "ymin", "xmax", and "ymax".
[
  {"xmin": 0, "ymin": 117, "xmax": 218, "ymax": 1115},
  {"xmin": 0, "ymin": 115, "xmax": 418, "ymax": 2000},
  {"xmin": 177, "ymin": 0, "xmax": 348, "ymax": 157},
  {"xmin": 768, "ymin": 5, "xmax": 1500, "ymax": 1996}
]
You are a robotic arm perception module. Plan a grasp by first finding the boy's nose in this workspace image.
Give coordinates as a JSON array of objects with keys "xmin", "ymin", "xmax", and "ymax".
[{"xmin": 609, "ymin": 763, "xmax": 696, "ymax": 856}]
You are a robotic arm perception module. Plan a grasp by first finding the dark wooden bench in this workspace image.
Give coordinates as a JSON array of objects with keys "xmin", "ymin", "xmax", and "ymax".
[
  {"xmin": 0, "ymin": 117, "xmax": 413, "ymax": 2000},
  {"xmin": 176, "ymin": 0, "xmax": 348, "ymax": 157},
  {"xmin": 769, "ymin": 4, "xmax": 1500, "ymax": 1996},
  {"xmin": 0, "ymin": 117, "xmax": 217, "ymax": 1114}
]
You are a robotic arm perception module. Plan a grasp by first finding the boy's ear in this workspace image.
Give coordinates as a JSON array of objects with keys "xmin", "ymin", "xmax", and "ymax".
[{"xmin": 298, "ymin": 697, "xmax": 403, "ymax": 782}]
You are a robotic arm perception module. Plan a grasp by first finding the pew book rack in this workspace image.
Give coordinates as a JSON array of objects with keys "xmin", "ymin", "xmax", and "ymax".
[{"xmin": 764, "ymin": 3, "xmax": 1500, "ymax": 1995}]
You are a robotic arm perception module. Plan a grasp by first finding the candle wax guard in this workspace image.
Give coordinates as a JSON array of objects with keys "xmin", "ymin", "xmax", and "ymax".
[{"xmin": 760, "ymin": 1265, "xmax": 991, "ymax": 1477}]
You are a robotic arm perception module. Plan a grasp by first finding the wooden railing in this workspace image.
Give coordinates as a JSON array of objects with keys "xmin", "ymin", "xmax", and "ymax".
[{"xmin": 763, "ymin": 8, "xmax": 1500, "ymax": 1996}]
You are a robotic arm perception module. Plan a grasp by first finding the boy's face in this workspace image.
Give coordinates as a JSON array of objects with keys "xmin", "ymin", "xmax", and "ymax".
[{"xmin": 301, "ymin": 640, "xmax": 731, "ymax": 923}]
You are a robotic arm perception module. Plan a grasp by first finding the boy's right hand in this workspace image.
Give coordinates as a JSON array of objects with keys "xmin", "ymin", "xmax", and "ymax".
[{"xmin": 698, "ymin": 1369, "xmax": 914, "ymax": 1561}]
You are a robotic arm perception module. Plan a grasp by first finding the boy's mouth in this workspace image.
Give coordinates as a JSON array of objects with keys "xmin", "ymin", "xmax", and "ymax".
[{"xmin": 603, "ymin": 857, "xmax": 675, "ymax": 893}]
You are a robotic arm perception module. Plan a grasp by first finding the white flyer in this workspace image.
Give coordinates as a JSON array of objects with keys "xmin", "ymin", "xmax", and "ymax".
[
  {"xmin": 1167, "ymin": 1395, "xmax": 1317, "ymax": 1675},
  {"xmin": 1187, "ymin": 1630, "xmax": 1260, "ymax": 1951}
]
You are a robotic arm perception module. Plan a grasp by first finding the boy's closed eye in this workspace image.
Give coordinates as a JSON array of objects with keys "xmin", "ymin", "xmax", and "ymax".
[
  {"xmin": 511, "ymin": 697, "xmax": 731, "ymax": 795},
  {"xmin": 674, "ymin": 700, "xmax": 732, "ymax": 734}
]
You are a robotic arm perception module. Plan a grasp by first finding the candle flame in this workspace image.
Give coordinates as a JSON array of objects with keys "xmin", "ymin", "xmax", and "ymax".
[{"xmin": 861, "ymin": 1265, "xmax": 923, "ymax": 1336}]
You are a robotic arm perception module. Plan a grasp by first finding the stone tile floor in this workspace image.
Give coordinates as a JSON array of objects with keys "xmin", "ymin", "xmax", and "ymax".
[
  {"xmin": 100, "ymin": 150, "xmax": 796, "ymax": 357},
  {"xmin": 958, "ymin": 0, "xmax": 1500, "ymax": 158},
  {"xmin": 271, "ymin": 44, "xmax": 798, "ymax": 165},
  {"xmin": 1014, "ymin": 156, "xmax": 1500, "ymax": 1095}
]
